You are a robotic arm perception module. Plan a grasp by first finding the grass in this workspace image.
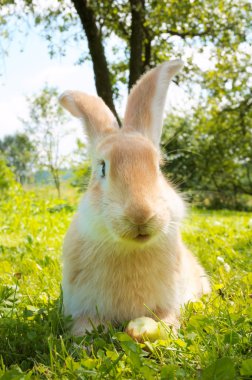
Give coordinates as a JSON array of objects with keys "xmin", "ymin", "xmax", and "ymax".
[{"xmin": 0, "ymin": 185, "xmax": 251, "ymax": 379}]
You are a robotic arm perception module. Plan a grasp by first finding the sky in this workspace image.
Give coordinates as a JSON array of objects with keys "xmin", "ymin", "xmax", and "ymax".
[{"xmin": 0, "ymin": 26, "xmax": 96, "ymax": 152}]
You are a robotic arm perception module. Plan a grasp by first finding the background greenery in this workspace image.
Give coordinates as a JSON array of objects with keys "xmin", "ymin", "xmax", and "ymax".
[{"xmin": 1, "ymin": 0, "xmax": 252, "ymax": 208}]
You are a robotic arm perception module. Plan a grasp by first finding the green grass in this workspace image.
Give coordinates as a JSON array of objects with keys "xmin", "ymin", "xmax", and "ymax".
[{"xmin": 0, "ymin": 185, "xmax": 251, "ymax": 379}]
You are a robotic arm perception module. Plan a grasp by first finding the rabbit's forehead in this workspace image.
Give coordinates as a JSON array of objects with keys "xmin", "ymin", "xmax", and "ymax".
[
  {"xmin": 97, "ymin": 132, "xmax": 159, "ymax": 165},
  {"xmin": 96, "ymin": 133, "xmax": 159, "ymax": 184}
]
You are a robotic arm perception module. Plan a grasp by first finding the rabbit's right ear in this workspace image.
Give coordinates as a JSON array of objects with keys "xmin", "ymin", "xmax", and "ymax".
[
  {"xmin": 59, "ymin": 91, "xmax": 119, "ymax": 142},
  {"xmin": 123, "ymin": 60, "xmax": 183, "ymax": 148}
]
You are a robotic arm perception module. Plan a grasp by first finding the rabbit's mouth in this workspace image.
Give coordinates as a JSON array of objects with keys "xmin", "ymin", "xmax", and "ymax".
[
  {"xmin": 115, "ymin": 222, "xmax": 158, "ymax": 243},
  {"xmin": 119, "ymin": 229, "xmax": 153, "ymax": 243},
  {"xmin": 134, "ymin": 233, "xmax": 151, "ymax": 243}
]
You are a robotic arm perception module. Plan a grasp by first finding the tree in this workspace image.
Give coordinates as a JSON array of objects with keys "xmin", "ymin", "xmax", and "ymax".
[
  {"xmin": 159, "ymin": 9, "xmax": 252, "ymax": 209},
  {"xmin": 70, "ymin": 138, "xmax": 91, "ymax": 192},
  {"xmin": 162, "ymin": 95, "xmax": 252, "ymax": 209},
  {"xmin": 0, "ymin": 133, "xmax": 36, "ymax": 184},
  {"xmin": 1, "ymin": 0, "xmax": 251, "ymax": 119},
  {"xmin": 22, "ymin": 86, "xmax": 70, "ymax": 198}
]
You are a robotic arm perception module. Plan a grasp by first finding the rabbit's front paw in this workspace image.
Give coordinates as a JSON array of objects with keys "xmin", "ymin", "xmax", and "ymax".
[
  {"xmin": 125, "ymin": 316, "xmax": 169, "ymax": 342},
  {"xmin": 71, "ymin": 316, "xmax": 102, "ymax": 336}
]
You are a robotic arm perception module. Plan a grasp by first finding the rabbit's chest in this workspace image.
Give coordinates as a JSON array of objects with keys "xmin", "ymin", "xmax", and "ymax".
[{"xmin": 82, "ymin": 250, "xmax": 178, "ymax": 320}]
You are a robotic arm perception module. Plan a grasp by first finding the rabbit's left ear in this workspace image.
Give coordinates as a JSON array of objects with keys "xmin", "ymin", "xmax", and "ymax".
[{"xmin": 123, "ymin": 60, "xmax": 183, "ymax": 147}]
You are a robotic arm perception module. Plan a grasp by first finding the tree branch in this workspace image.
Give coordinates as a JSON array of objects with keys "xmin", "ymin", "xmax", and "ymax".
[{"xmin": 166, "ymin": 27, "xmax": 212, "ymax": 39}]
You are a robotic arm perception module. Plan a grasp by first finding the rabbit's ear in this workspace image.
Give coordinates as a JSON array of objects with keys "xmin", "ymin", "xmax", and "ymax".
[
  {"xmin": 123, "ymin": 60, "xmax": 183, "ymax": 147},
  {"xmin": 59, "ymin": 91, "xmax": 119, "ymax": 141}
]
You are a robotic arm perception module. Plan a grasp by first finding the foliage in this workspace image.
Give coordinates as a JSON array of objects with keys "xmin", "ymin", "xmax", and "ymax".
[
  {"xmin": 69, "ymin": 137, "xmax": 91, "ymax": 192},
  {"xmin": 71, "ymin": 161, "xmax": 91, "ymax": 192},
  {"xmin": 1, "ymin": 0, "xmax": 251, "ymax": 207},
  {"xmin": 1, "ymin": 0, "xmax": 251, "ymax": 113},
  {"xmin": 162, "ymin": 99, "xmax": 252, "ymax": 209},
  {"xmin": 0, "ymin": 133, "xmax": 36, "ymax": 184},
  {"xmin": 158, "ymin": 4, "xmax": 252, "ymax": 209},
  {"xmin": 22, "ymin": 86, "xmax": 70, "ymax": 198},
  {"xmin": 0, "ymin": 156, "xmax": 17, "ymax": 192},
  {"xmin": 0, "ymin": 186, "xmax": 251, "ymax": 379}
]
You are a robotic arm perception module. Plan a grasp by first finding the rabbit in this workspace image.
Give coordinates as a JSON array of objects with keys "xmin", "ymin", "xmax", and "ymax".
[{"xmin": 59, "ymin": 59, "xmax": 211, "ymax": 340}]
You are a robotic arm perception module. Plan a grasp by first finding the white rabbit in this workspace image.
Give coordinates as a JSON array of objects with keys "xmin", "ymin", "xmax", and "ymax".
[{"xmin": 59, "ymin": 59, "xmax": 210, "ymax": 340}]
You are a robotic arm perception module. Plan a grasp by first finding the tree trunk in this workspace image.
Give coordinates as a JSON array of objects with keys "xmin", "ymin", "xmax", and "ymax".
[
  {"xmin": 55, "ymin": 175, "xmax": 61, "ymax": 199},
  {"xmin": 128, "ymin": 0, "xmax": 145, "ymax": 91},
  {"xmin": 71, "ymin": 0, "xmax": 121, "ymax": 125},
  {"xmin": 51, "ymin": 166, "xmax": 61, "ymax": 198}
]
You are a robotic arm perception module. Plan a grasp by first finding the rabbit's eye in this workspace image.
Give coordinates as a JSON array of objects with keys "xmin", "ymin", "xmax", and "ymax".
[{"xmin": 99, "ymin": 160, "xmax": 106, "ymax": 178}]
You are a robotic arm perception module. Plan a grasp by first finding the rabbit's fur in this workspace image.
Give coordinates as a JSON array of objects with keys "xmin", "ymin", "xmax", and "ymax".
[{"xmin": 59, "ymin": 60, "xmax": 210, "ymax": 338}]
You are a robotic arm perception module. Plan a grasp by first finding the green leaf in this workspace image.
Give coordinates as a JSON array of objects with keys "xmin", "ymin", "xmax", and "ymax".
[
  {"xmin": 140, "ymin": 365, "xmax": 156, "ymax": 380},
  {"xmin": 0, "ymin": 367, "xmax": 32, "ymax": 380},
  {"xmin": 175, "ymin": 338, "xmax": 187, "ymax": 348},
  {"xmin": 80, "ymin": 358, "xmax": 98, "ymax": 370},
  {"xmin": 201, "ymin": 357, "xmax": 235, "ymax": 380},
  {"xmin": 114, "ymin": 332, "xmax": 134, "ymax": 342},
  {"xmin": 161, "ymin": 364, "xmax": 177, "ymax": 380},
  {"xmin": 240, "ymin": 359, "xmax": 252, "ymax": 376},
  {"xmin": 223, "ymin": 332, "xmax": 240, "ymax": 344}
]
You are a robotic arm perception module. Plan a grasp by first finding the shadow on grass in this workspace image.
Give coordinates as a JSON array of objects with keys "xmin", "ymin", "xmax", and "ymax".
[
  {"xmin": 0, "ymin": 286, "xmax": 125, "ymax": 374},
  {"xmin": 0, "ymin": 286, "xmax": 84, "ymax": 373}
]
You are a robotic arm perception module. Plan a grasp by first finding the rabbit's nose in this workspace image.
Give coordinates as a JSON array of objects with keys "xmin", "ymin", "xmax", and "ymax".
[{"xmin": 124, "ymin": 204, "xmax": 154, "ymax": 225}]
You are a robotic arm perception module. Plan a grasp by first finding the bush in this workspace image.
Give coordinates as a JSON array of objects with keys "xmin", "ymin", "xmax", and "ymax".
[
  {"xmin": 70, "ymin": 162, "xmax": 91, "ymax": 192},
  {"xmin": 162, "ymin": 111, "xmax": 252, "ymax": 211},
  {"xmin": 0, "ymin": 157, "xmax": 17, "ymax": 193}
]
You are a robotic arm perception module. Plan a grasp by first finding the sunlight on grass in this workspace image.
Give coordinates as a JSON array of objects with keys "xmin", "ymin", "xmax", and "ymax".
[{"xmin": 0, "ymin": 186, "xmax": 251, "ymax": 379}]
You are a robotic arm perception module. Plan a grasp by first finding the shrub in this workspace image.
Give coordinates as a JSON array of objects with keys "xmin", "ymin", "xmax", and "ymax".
[{"xmin": 0, "ymin": 156, "xmax": 17, "ymax": 193}]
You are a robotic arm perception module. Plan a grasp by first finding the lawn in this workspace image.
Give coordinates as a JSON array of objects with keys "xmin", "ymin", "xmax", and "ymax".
[{"xmin": 0, "ymin": 185, "xmax": 251, "ymax": 379}]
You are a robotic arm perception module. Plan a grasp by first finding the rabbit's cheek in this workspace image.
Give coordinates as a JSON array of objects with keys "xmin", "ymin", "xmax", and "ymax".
[{"xmin": 157, "ymin": 181, "xmax": 186, "ymax": 224}]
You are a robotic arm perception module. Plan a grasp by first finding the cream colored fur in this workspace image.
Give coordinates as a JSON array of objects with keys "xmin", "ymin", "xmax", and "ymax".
[{"xmin": 59, "ymin": 60, "xmax": 210, "ymax": 338}]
